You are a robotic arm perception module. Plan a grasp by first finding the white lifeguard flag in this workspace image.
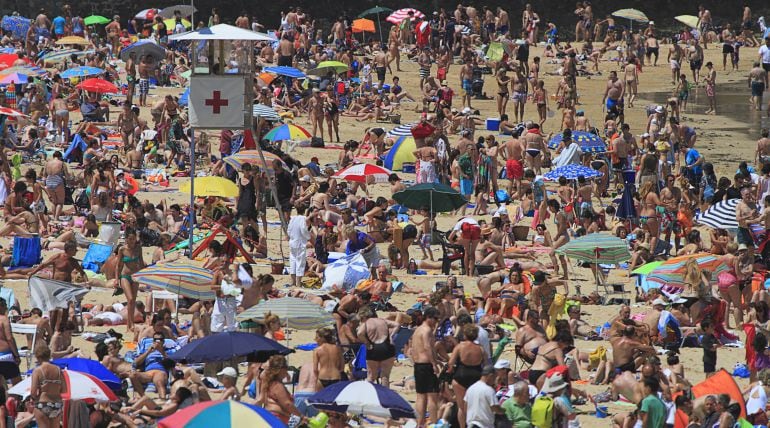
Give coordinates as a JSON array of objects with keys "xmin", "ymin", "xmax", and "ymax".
[{"xmin": 188, "ymin": 76, "xmax": 245, "ymax": 129}]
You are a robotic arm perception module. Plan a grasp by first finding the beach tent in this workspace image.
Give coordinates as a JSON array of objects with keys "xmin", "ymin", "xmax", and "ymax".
[
  {"xmin": 190, "ymin": 226, "xmax": 255, "ymax": 264},
  {"xmin": 63, "ymin": 134, "xmax": 88, "ymax": 163},
  {"xmin": 674, "ymin": 369, "xmax": 745, "ymax": 428},
  {"xmin": 383, "ymin": 136, "xmax": 416, "ymax": 171}
]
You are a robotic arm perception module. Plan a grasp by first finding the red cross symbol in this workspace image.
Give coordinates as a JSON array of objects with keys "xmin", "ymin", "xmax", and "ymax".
[{"xmin": 204, "ymin": 90, "xmax": 229, "ymax": 114}]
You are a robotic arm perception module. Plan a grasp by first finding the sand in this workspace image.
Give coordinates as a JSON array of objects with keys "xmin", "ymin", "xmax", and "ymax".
[{"xmin": 8, "ymin": 41, "xmax": 762, "ymax": 423}]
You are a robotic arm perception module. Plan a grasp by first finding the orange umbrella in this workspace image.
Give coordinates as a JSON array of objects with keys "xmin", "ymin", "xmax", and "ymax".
[
  {"xmin": 258, "ymin": 72, "xmax": 275, "ymax": 85},
  {"xmin": 352, "ymin": 18, "xmax": 376, "ymax": 33}
]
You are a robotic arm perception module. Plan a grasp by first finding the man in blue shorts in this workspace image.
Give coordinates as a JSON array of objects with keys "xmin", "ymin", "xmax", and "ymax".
[{"xmin": 602, "ymin": 71, "xmax": 625, "ymax": 112}]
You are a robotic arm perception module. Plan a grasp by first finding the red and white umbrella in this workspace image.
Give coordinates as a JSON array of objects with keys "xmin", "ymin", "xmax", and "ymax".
[
  {"xmin": 76, "ymin": 78, "xmax": 119, "ymax": 94},
  {"xmin": 386, "ymin": 8, "xmax": 425, "ymax": 24},
  {"xmin": 0, "ymin": 106, "xmax": 27, "ymax": 118},
  {"xmin": 9, "ymin": 369, "xmax": 118, "ymax": 402},
  {"xmin": 135, "ymin": 8, "xmax": 158, "ymax": 20},
  {"xmin": 332, "ymin": 163, "xmax": 393, "ymax": 184}
]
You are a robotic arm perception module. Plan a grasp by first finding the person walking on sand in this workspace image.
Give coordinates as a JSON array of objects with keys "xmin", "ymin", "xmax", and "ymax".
[
  {"xmin": 668, "ymin": 40, "xmax": 684, "ymax": 85},
  {"xmin": 704, "ymin": 62, "xmax": 717, "ymax": 114},
  {"xmin": 759, "ymin": 37, "xmax": 770, "ymax": 88},
  {"xmin": 412, "ymin": 307, "xmax": 441, "ymax": 427},
  {"xmin": 750, "ymin": 62, "xmax": 766, "ymax": 111}
]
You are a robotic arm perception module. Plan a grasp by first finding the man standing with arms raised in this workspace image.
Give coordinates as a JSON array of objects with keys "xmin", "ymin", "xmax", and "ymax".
[{"xmin": 411, "ymin": 307, "xmax": 441, "ymax": 427}]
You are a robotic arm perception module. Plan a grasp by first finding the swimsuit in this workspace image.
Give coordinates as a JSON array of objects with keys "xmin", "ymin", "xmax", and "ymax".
[
  {"xmin": 138, "ymin": 78, "xmax": 150, "ymax": 95},
  {"xmin": 526, "ymin": 148, "xmax": 541, "ymax": 158},
  {"xmin": 36, "ymin": 367, "xmax": 63, "ymax": 418},
  {"xmin": 45, "ymin": 174, "xmax": 64, "ymax": 190},
  {"xmin": 453, "ymin": 355, "xmax": 482, "ymax": 388},
  {"xmin": 414, "ymin": 363, "xmax": 440, "ymax": 393}
]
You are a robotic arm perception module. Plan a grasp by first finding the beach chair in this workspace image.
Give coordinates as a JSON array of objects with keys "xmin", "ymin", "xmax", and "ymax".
[
  {"xmin": 10, "ymin": 236, "xmax": 41, "ymax": 269},
  {"xmin": 11, "ymin": 323, "xmax": 37, "ymax": 370},
  {"xmin": 437, "ymin": 230, "xmax": 465, "ymax": 275},
  {"xmin": 150, "ymin": 290, "xmax": 179, "ymax": 316},
  {"xmin": 82, "ymin": 243, "xmax": 113, "ymax": 273},
  {"xmin": 392, "ymin": 327, "xmax": 415, "ymax": 357}
]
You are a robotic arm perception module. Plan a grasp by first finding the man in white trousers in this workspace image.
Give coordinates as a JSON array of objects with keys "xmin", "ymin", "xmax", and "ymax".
[{"xmin": 287, "ymin": 205, "xmax": 314, "ymax": 287}]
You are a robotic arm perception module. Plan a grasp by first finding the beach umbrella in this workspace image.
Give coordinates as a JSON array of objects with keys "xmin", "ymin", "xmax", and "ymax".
[
  {"xmin": 321, "ymin": 253, "xmax": 371, "ymax": 292},
  {"xmin": 647, "ymin": 253, "xmax": 729, "ymax": 288},
  {"xmin": 9, "ymin": 370, "xmax": 118, "ymax": 402},
  {"xmin": 0, "ymin": 72, "xmax": 27, "ymax": 85},
  {"xmin": 158, "ymin": 5, "xmax": 197, "ymax": 19},
  {"xmin": 236, "ymin": 297, "xmax": 334, "ymax": 330},
  {"xmin": 675, "ymin": 15, "xmax": 700, "ymax": 29},
  {"xmin": 695, "ymin": 199, "xmax": 739, "ymax": 230},
  {"xmin": 170, "ymin": 331, "xmax": 293, "ymax": 364},
  {"xmin": 76, "ymin": 78, "xmax": 118, "ymax": 94},
  {"xmin": 60, "ymin": 66, "xmax": 103, "ymax": 79},
  {"xmin": 358, "ymin": 6, "xmax": 392, "ymax": 45},
  {"xmin": 41, "ymin": 49, "xmax": 90, "ymax": 63},
  {"xmin": 333, "ymin": 163, "xmax": 393, "ymax": 184},
  {"xmin": 352, "ymin": 18, "xmax": 376, "ymax": 33},
  {"xmin": 307, "ymin": 60, "xmax": 349, "ymax": 76},
  {"xmin": 631, "ymin": 261, "xmax": 664, "ymax": 276},
  {"xmin": 0, "ymin": 106, "xmax": 27, "ymax": 118},
  {"xmin": 307, "ymin": 380, "xmax": 416, "ymax": 419},
  {"xmin": 222, "ymin": 150, "xmax": 287, "ymax": 172},
  {"xmin": 543, "ymin": 164, "xmax": 603, "ymax": 181},
  {"xmin": 131, "ymin": 263, "xmax": 216, "ymax": 301},
  {"xmin": 612, "ymin": 8, "xmax": 649, "ymax": 31},
  {"xmin": 84, "ymin": 15, "xmax": 110, "ymax": 26},
  {"xmin": 615, "ymin": 184, "xmax": 637, "ymax": 219},
  {"xmin": 556, "ymin": 234, "xmax": 630, "ymax": 264},
  {"xmin": 263, "ymin": 66, "xmax": 306, "ymax": 79},
  {"xmin": 120, "ymin": 39, "xmax": 166, "ymax": 62},
  {"xmin": 264, "ymin": 123, "xmax": 311, "ymax": 142},
  {"xmin": 55, "ymin": 36, "xmax": 90, "ymax": 46},
  {"xmin": 158, "ymin": 401, "xmax": 286, "ymax": 428},
  {"xmin": 547, "ymin": 131, "xmax": 606, "ymax": 153},
  {"xmin": 1, "ymin": 16, "xmax": 31, "ymax": 40},
  {"xmin": 135, "ymin": 9, "xmax": 158, "ymax": 20},
  {"xmin": 51, "ymin": 358, "xmax": 121, "ymax": 391},
  {"xmin": 179, "ymin": 176, "xmax": 239, "ymax": 198},
  {"xmin": 0, "ymin": 65, "xmax": 45, "ymax": 77},
  {"xmin": 393, "ymin": 182, "xmax": 468, "ymax": 213},
  {"xmin": 0, "ymin": 53, "xmax": 29, "ymax": 68},
  {"xmin": 382, "ymin": 135, "xmax": 416, "ymax": 170},
  {"xmin": 386, "ymin": 8, "xmax": 425, "ymax": 24},
  {"xmin": 155, "ymin": 18, "xmax": 192, "ymax": 34},
  {"xmin": 252, "ymin": 104, "xmax": 281, "ymax": 121},
  {"xmin": 387, "ymin": 122, "xmax": 417, "ymax": 138}
]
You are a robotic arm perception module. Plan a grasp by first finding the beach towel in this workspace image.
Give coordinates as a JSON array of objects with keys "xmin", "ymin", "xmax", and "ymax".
[
  {"xmin": 552, "ymin": 142, "xmax": 582, "ymax": 168},
  {"xmin": 352, "ymin": 344, "xmax": 367, "ymax": 380},
  {"xmin": 11, "ymin": 236, "xmax": 41, "ymax": 268},
  {"xmin": 82, "ymin": 243, "xmax": 113, "ymax": 273}
]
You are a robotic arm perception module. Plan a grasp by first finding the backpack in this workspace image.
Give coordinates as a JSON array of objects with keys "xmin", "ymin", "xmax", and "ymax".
[
  {"xmin": 531, "ymin": 395, "xmax": 554, "ymax": 428},
  {"xmin": 703, "ymin": 176, "xmax": 716, "ymax": 201}
]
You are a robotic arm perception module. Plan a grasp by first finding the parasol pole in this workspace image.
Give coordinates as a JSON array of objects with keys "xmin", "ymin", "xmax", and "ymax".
[
  {"xmin": 377, "ymin": 11, "xmax": 383, "ymax": 47},
  {"xmin": 188, "ymin": 129, "xmax": 196, "ymax": 257}
]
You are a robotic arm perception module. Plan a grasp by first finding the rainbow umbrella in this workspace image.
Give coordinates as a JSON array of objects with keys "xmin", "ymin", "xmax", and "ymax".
[
  {"xmin": 646, "ymin": 253, "xmax": 729, "ymax": 288},
  {"xmin": 132, "ymin": 263, "xmax": 216, "ymax": 301},
  {"xmin": 382, "ymin": 135, "xmax": 416, "ymax": 170},
  {"xmin": 263, "ymin": 123, "xmax": 311, "ymax": 142},
  {"xmin": 158, "ymin": 401, "xmax": 286, "ymax": 428},
  {"xmin": 179, "ymin": 176, "xmax": 239, "ymax": 198},
  {"xmin": 222, "ymin": 150, "xmax": 287, "ymax": 173},
  {"xmin": 0, "ymin": 72, "xmax": 27, "ymax": 84}
]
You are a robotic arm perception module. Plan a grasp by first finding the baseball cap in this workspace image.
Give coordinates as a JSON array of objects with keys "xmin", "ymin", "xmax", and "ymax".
[
  {"xmin": 300, "ymin": 175, "xmax": 312, "ymax": 182},
  {"xmin": 217, "ymin": 367, "xmax": 237, "ymax": 378},
  {"xmin": 494, "ymin": 359, "xmax": 511, "ymax": 370}
]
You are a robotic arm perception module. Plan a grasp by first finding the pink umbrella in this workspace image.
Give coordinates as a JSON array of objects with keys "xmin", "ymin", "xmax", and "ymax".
[
  {"xmin": 332, "ymin": 163, "xmax": 393, "ymax": 183},
  {"xmin": 9, "ymin": 369, "xmax": 119, "ymax": 402},
  {"xmin": 386, "ymin": 8, "xmax": 425, "ymax": 24},
  {"xmin": 0, "ymin": 106, "xmax": 27, "ymax": 117}
]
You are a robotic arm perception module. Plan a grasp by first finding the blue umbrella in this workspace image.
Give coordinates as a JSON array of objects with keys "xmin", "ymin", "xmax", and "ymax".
[
  {"xmin": 308, "ymin": 380, "xmax": 415, "ymax": 419},
  {"xmin": 51, "ymin": 358, "xmax": 121, "ymax": 391},
  {"xmin": 60, "ymin": 66, "xmax": 104, "ymax": 79},
  {"xmin": 616, "ymin": 184, "xmax": 637, "ymax": 219},
  {"xmin": 263, "ymin": 66, "xmax": 305, "ymax": 79},
  {"xmin": 547, "ymin": 130, "xmax": 607, "ymax": 153},
  {"xmin": 1, "ymin": 16, "xmax": 32, "ymax": 40},
  {"xmin": 119, "ymin": 39, "xmax": 166, "ymax": 62},
  {"xmin": 170, "ymin": 331, "xmax": 293, "ymax": 363},
  {"xmin": 543, "ymin": 164, "xmax": 603, "ymax": 181}
]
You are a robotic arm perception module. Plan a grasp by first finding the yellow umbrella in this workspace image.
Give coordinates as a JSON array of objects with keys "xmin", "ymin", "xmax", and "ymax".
[
  {"xmin": 675, "ymin": 15, "xmax": 700, "ymax": 29},
  {"xmin": 154, "ymin": 18, "xmax": 192, "ymax": 35},
  {"xmin": 55, "ymin": 36, "xmax": 89, "ymax": 46},
  {"xmin": 179, "ymin": 176, "xmax": 239, "ymax": 198}
]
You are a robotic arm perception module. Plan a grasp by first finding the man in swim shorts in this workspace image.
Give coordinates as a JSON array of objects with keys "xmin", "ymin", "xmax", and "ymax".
[{"xmin": 602, "ymin": 70, "xmax": 625, "ymax": 112}]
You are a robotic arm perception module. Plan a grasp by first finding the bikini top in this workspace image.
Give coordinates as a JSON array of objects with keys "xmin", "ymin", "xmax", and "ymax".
[
  {"xmin": 38, "ymin": 365, "xmax": 63, "ymax": 387},
  {"xmin": 122, "ymin": 255, "xmax": 140, "ymax": 263}
]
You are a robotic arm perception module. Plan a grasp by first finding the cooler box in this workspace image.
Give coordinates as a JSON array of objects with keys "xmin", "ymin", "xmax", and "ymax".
[
  {"xmin": 622, "ymin": 169, "xmax": 635, "ymax": 185},
  {"xmin": 486, "ymin": 118, "xmax": 500, "ymax": 131},
  {"xmin": 402, "ymin": 162, "xmax": 416, "ymax": 173}
]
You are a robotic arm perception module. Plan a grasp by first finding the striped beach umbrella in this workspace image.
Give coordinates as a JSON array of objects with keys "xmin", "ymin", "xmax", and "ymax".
[
  {"xmin": 252, "ymin": 104, "xmax": 281, "ymax": 121},
  {"xmin": 264, "ymin": 123, "xmax": 311, "ymax": 142},
  {"xmin": 543, "ymin": 164, "xmax": 603, "ymax": 181},
  {"xmin": 387, "ymin": 122, "xmax": 417, "ymax": 138},
  {"xmin": 386, "ymin": 8, "xmax": 424, "ymax": 24},
  {"xmin": 382, "ymin": 135, "xmax": 416, "ymax": 170},
  {"xmin": 222, "ymin": 150, "xmax": 287, "ymax": 173},
  {"xmin": 60, "ymin": 66, "xmax": 104, "ymax": 79},
  {"xmin": 132, "ymin": 263, "xmax": 216, "ymax": 301},
  {"xmin": 0, "ymin": 72, "xmax": 27, "ymax": 84},
  {"xmin": 547, "ymin": 131, "xmax": 607, "ymax": 153},
  {"xmin": 9, "ymin": 370, "xmax": 118, "ymax": 402},
  {"xmin": 0, "ymin": 106, "xmax": 27, "ymax": 118},
  {"xmin": 695, "ymin": 199, "xmax": 739, "ymax": 230},
  {"xmin": 308, "ymin": 380, "xmax": 416, "ymax": 419},
  {"xmin": 646, "ymin": 253, "xmax": 729, "ymax": 288},
  {"xmin": 332, "ymin": 163, "xmax": 393, "ymax": 184},
  {"xmin": 159, "ymin": 401, "xmax": 285, "ymax": 428},
  {"xmin": 555, "ymin": 234, "xmax": 631, "ymax": 264},
  {"xmin": 236, "ymin": 297, "xmax": 334, "ymax": 329},
  {"xmin": 0, "ymin": 65, "xmax": 46, "ymax": 77},
  {"xmin": 41, "ymin": 49, "xmax": 91, "ymax": 63}
]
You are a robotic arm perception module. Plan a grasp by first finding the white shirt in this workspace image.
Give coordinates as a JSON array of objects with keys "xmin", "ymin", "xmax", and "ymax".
[
  {"xmin": 465, "ymin": 380, "xmax": 497, "ymax": 428},
  {"xmin": 475, "ymin": 326, "xmax": 492, "ymax": 365},
  {"xmin": 452, "ymin": 217, "xmax": 479, "ymax": 231},
  {"xmin": 287, "ymin": 215, "xmax": 311, "ymax": 247},
  {"xmin": 760, "ymin": 45, "xmax": 770, "ymax": 63}
]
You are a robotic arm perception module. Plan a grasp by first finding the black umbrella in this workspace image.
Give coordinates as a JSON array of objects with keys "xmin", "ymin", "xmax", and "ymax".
[
  {"xmin": 170, "ymin": 331, "xmax": 293, "ymax": 363},
  {"xmin": 393, "ymin": 182, "xmax": 467, "ymax": 214},
  {"xmin": 358, "ymin": 6, "xmax": 393, "ymax": 46}
]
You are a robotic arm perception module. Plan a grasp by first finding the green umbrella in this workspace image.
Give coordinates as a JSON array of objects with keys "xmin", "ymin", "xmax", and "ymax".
[
  {"xmin": 307, "ymin": 60, "xmax": 349, "ymax": 76},
  {"xmin": 393, "ymin": 182, "xmax": 467, "ymax": 213},
  {"xmin": 630, "ymin": 260, "xmax": 663, "ymax": 276},
  {"xmin": 556, "ymin": 234, "xmax": 631, "ymax": 293},
  {"xmin": 84, "ymin": 15, "xmax": 110, "ymax": 26},
  {"xmin": 358, "ymin": 6, "xmax": 393, "ymax": 46}
]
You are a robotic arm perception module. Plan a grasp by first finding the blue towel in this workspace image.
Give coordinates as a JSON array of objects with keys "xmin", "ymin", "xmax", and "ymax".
[
  {"xmin": 295, "ymin": 343, "xmax": 318, "ymax": 351},
  {"xmin": 82, "ymin": 243, "xmax": 113, "ymax": 273},
  {"xmin": 11, "ymin": 236, "xmax": 41, "ymax": 268},
  {"xmin": 352, "ymin": 345, "xmax": 367, "ymax": 380}
]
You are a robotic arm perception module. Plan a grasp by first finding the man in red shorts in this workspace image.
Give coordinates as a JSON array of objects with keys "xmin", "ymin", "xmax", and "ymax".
[
  {"xmin": 501, "ymin": 133, "xmax": 525, "ymax": 194},
  {"xmin": 449, "ymin": 217, "xmax": 481, "ymax": 276}
]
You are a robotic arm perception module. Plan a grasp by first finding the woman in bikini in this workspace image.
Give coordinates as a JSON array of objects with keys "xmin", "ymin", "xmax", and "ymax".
[
  {"xmin": 447, "ymin": 323, "xmax": 485, "ymax": 428},
  {"xmin": 528, "ymin": 328, "xmax": 573, "ymax": 390},
  {"xmin": 547, "ymin": 199, "xmax": 570, "ymax": 280},
  {"xmin": 258, "ymin": 355, "xmax": 302, "ymax": 424},
  {"xmin": 313, "ymin": 327, "xmax": 344, "ymax": 389},
  {"xmin": 117, "ymin": 228, "xmax": 145, "ymax": 332},
  {"xmin": 483, "ymin": 265, "xmax": 528, "ymax": 322},
  {"xmin": 25, "ymin": 169, "xmax": 48, "ymax": 234},
  {"xmin": 495, "ymin": 67, "xmax": 511, "ymax": 116},
  {"xmin": 639, "ymin": 181, "xmax": 662, "ymax": 257},
  {"xmin": 30, "ymin": 343, "xmax": 65, "ymax": 428},
  {"xmin": 116, "ymin": 103, "xmax": 138, "ymax": 149}
]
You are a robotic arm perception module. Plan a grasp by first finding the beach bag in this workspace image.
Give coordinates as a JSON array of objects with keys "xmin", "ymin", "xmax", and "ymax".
[
  {"xmin": 74, "ymin": 189, "xmax": 90, "ymax": 209},
  {"xmin": 310, "ymin": 137, "xmax": 324, "ymax": 148},
  {"xmin": 703, "ymin": 177, "xmax": 715, "ymax": 201},
  {"xmin": 531, "ymin": 395, "xmax": 554, "ymax": 428}
]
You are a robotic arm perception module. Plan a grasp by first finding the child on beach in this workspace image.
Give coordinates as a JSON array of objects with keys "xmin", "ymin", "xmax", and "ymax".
[
  {"xmin": 675, "ymin": 74, "xmax": 690, "ymax": 112},
  {"xmin": 412, "ymin": 209, "xmax": 435, "ymax": 261},
  {"xmin": 533, "ymin": 80, "xmax": 548, "ymax": 128},
  {"xmin": 701, "ymin": 319, "xmax": 719, "ymax": 378}
]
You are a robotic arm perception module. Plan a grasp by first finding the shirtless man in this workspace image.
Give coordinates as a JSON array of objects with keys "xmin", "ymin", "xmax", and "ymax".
[
  {"xmin": 736, "ymin": 186, "xmax": 761, "ymax": 259},
  {"xmin": 308, "ymin": 89, "xmax": 324, "ymax": 141},
  {"xmin": 28, "ymin": 241, "xmax": 86, "ymax": 283},
  {"xmin": 43, "ymin": 151, "xmax": 67, "ymax": 221},
  {"xmin": 756, "ymin": 129, "xmax": 770, "ymax": 164},
  {"xmin": 127, "ymin": 144, "xmax": 144, "ymax": 180},
  {"xmin": 332, "ymin": 293, "xmax": 365, "ymax": 333},
  {"xmin": 623, "ymin": 59, "xmax": 638, "ymax": 107},
  {"xmin": 523, "ymin": 123, "xmax": 546, "ymax": 175},
  {"xmin": 418, "ymin": 48, "xmax": 432, "ymax": 91},
  {"xmin": 602, "ymin": 71, "xmax": 625, "ymax": 115},
  {"xmin": 234, "ymin": 12, "xmax": 249, "ymax": 29},
  {"xmin": 645, "ymin": 33, "xmax": 660, "ymax": 66},
  {"xmin": 411, "ymin": 307, "xmax": 441, "ymax": 427},
  {"xmin": 414, "ymin": 145, "xmax": 438, "ymax": 184},
  {"xmin": 608, "ymin": 123, "xmax": 633, "ymax": 186},
  {"xmin": 0, "ymin": 298, "xmax": 21, "ymax": 380},
  {"xmin": 688, "ymin": 40, "xmax": 704, "ymax": 85},
  {"xmin": 105, "ymin": 15, "xmax": 121, "ymax": 57},
  {"xmin": 260, "ymin": 42, "xmax": 275, "ymax": 64},
  {"xmin": 459, "ymin": 59, "xmax": 474, "ymax": 109},
  {"xmin": 277, "ymin": 34, "xmax": 294, "ymax": 67},
  {"xmin": 374, "ymin": 45, "xmax": 388, "ymax": 90},
  {"xmin": 742, "ymin": 6, "xmax": 759, "ymax": 47},
  {"xmin": 116, "ymin": 103, "xmax": 137, "ymax": 148},
  {"xmin": 511, "ymin": 64, "xmax": 527, "ymax": 123},
  {"xmin": 500, "ymin": 129, "xmax": 525, "ymax": 193},
  {"xmin": 331, "ymin": 17, "xmax": 345, "ymax": 48},
  {"xmin": 698, "ymin": 5, "xmax": 712, "ymax": 49},
  {"xmin": 137, "ymin": 55, "xmax": 153, "ymax": 107},
  {"xmin": 496, "ymin": 7, "xmax": 509, "ymax": 36},
  {"xmin": 576, "ymin": 175, "xmax": 601, "ymax": 217},
  {"xmin": 642, "ymin": 298, "xmax": 666, "ymax": 341},
  {"xmin": 610, "ymin": 325, "xmax": 656, "ymax": 374},
  {"xmin": 750, "ymin": 63, "xmax": 766, "ymax": 111},
  {"xmin": 514, "ymin": 310, "xmax": 547, "ymax": 365},
  {"xmin": 667, "ymin": 41, "xmax": 684, "ymax": 85}
]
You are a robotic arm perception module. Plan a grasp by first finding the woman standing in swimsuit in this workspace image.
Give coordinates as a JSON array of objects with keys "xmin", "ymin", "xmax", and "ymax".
[
  {"xmin": 313, "ymin": 327, "xmax": 344, "ymax": 389},
  {"xmin": 258, "ymin": 355, "xmax": 302, "ymax": 424},
  {"xmin": 30, "ymin": 343, "xmax": 65, "ymax": 428},
  {"xmin": 547, "ymin": 199, "xmax": 570, "ymax": 280},
  {"xmin": 639, "ymin": 181, "xmax": 662, "ymax": 258},
  {"xmin": 495, "ymin": 67, "xmax": 511, "ymax": 116},
  {"xmin": 447, "ymin": 324, "xmax": 484, "ymax": 428},
  {"xmin": 357, "ymin": 307, "xmax": 399, "ymax": 387},
  {"xmin": 117, "ymin": 228, "xmax": 145, "ymax": 331}
]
